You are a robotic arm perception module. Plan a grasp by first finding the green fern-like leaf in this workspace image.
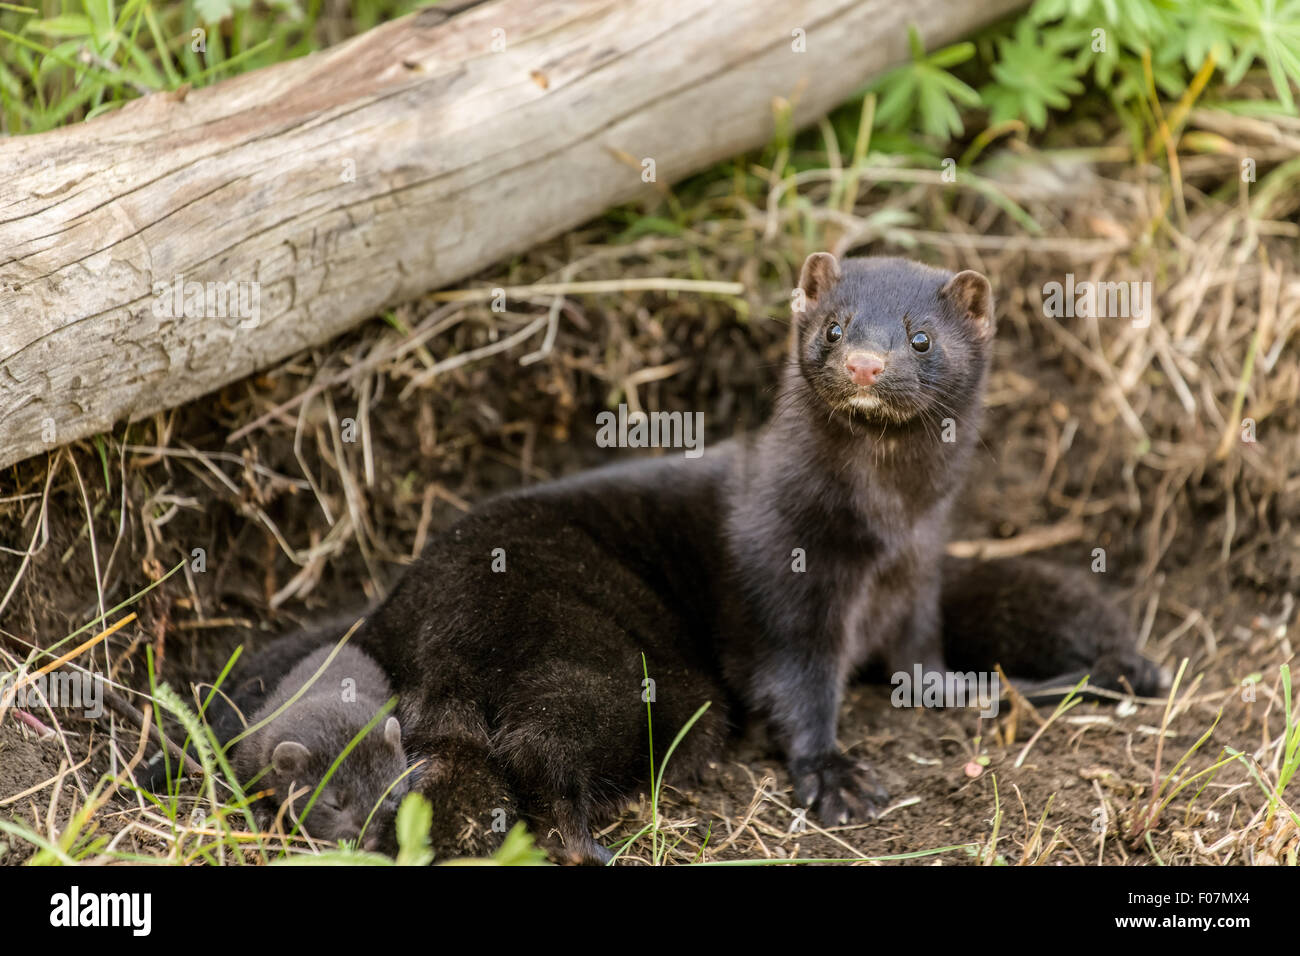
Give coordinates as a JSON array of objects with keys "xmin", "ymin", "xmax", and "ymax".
[
  {"xmin": 1029, "ymin": 0, "xmax": 1178, "ymax": 39},
  {"xmin": 870, "ymin": 26, "xmax": 981, "ymax": 139},
  {"xmin": 982, "ymin": 19, "xmax": 1086, "ymax": 129},
  {"xmin": 1211, "ymin": 0, "xmax": 1300, "ymax": 111},
  {"xmin": 1180, "ymin": 2, "xmax": 1236, "ymax": 71}
]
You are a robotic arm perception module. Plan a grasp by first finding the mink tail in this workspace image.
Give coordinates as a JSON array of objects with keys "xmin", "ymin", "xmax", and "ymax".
[{"xmin": 940, "ymin": 555, "xmax": 1168, "ymax": 701}]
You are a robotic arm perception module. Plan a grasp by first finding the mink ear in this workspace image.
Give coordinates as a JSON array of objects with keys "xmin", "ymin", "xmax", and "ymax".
[
  {"xmin": 941, "ymin": 270, "xmax": 994, "ymax": 339},
  {"xmin": 796, "ymin": 252, "xmax": 841, "ymax": 315},
  {"xmin": 272, "ymin": 741, "xmax": 311, "ymax": 776},
  {"xmin": 383, "ymin": 716, "xmax": 402, "ymax": 752}
]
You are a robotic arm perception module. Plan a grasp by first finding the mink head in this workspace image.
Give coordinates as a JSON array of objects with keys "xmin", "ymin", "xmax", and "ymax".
[
  {"xmin": 791, "ymin": 254, "xmax": 995, "ymax": 427},
  {"xmin": 262, "ymin": 714, "xmax": 409, "ymax": 851}
]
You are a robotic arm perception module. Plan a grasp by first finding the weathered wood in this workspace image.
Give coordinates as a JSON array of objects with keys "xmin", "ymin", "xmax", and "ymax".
[{"xmin": 0, "ymin": 0, "xmax": 1022, "ymax": 470}]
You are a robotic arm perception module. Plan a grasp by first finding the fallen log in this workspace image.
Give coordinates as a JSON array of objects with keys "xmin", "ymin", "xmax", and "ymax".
[{"xmin": 0, "ymin": 0, "xmax": 1022, "ymax": 471}]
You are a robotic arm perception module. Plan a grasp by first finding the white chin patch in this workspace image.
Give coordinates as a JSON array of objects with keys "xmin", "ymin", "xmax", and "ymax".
[{"xmin": 849, "ymin": 394, "xmax": 881, "ymax": 411}]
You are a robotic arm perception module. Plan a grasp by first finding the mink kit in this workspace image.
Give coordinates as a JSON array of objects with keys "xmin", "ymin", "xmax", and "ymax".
[
  {"xmin": 212, "ymin": 254, "xmax": 1162, "ymax": 863},
  {"xmin": 151, "ymin": 629, "xmax": 410, "ymax": 850}
]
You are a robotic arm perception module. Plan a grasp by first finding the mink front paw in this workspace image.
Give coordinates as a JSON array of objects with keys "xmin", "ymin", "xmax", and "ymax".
[{"xmin": 790, "ymin": 751, "xmax": 889, "ymax": 826}]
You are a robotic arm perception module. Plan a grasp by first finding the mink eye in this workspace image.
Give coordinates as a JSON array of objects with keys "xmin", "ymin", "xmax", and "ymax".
[
  {"xmin": 910, "ymin": 331, "xmax": 931, "ymax": 353},
  {"xmin": 826, "ymin": 323, "xmax": 843, "ymax": 344}
]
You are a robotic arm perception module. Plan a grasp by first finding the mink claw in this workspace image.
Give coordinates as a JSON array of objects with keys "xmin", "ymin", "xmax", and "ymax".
[{"xmin": 792, "ymin": 751, "xmax": 889, "ymax": 826}]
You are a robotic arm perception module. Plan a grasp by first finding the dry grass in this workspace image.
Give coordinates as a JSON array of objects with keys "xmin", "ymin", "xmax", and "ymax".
[{"xmin": 1, "ymin": 80, "xmax": 1298, "ymax": 865}]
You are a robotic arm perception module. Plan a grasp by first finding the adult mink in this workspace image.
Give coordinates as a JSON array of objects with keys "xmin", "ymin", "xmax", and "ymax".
[
  {"xmin": 341, "ymin": 254, "xmax": 1160, "ymax": 862},
  {"xmin": 717, "ymin": 253, "xmax": 998, "ymax": 821}
]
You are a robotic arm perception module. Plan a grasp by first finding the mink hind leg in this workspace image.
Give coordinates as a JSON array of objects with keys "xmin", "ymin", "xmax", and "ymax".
[
  {"xmin": 493, "ymin": 642, "xmax": 728, "ymax": 864},
  {"xmin": 378, "ymin": 694, "xmax": 517, "ymax": 861}
]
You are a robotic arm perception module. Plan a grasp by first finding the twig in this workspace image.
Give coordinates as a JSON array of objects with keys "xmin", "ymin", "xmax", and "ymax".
[
  {"xmin": 102, "ymin": 689, "xmax": 203, "ymax": 779},
  {"xmin": 946, "ymin": 520, "xmax": 1084, "ymax": 559}
]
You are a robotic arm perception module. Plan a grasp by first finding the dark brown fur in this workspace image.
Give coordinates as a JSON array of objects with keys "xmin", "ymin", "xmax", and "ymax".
[
  {"xmin": 715, "ymin": 257, "xmax": 998, "ymax": 820},
  {"xmin": 357, "ymin": 453, "xmax": 736, "ymax": 863},
  {"xmin": 210, "ymin": 255, "xmax": 1160, "ymax": 862}
]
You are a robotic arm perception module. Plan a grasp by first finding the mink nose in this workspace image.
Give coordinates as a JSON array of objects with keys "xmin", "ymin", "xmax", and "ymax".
[{"xmin": 845, "ymin": 351, "xmax": 885, "ymax": 386}]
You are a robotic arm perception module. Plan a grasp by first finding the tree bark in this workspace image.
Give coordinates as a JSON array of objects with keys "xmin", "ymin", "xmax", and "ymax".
[{"xmin": 0, "ymin": 0, "xmax": 1022, "ymax": 470}]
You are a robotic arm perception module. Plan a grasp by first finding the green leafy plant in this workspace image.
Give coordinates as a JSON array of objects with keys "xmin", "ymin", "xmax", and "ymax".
[
  {"xmin": 982, "ymin": 18, "xmax": 1086, "ymax": 129},
  {"xmin": 1030, "ymin": 0, "xmax": 1175, "ymax": 46},
  {"xmin": 1211, "ymin": 0, "xmax": 1300, "ymax": 110},
  {"xmin": 0, "ymin": 0, "xmax": 430, "ymax": 132},
  {"xmin": 870, "ymin": 26, "xmax": 981, "ymax": 139},
  {"xmin": 393, "ymin": 791, "xmax": 434, "ymax": 865},
  {"xmin": 1022, "ymin": 0, "xmax": 1300, "ymax": 119},
  {"xmin": 862, "ymin": 0, "xmax": 1298, "ymax": 152}
]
